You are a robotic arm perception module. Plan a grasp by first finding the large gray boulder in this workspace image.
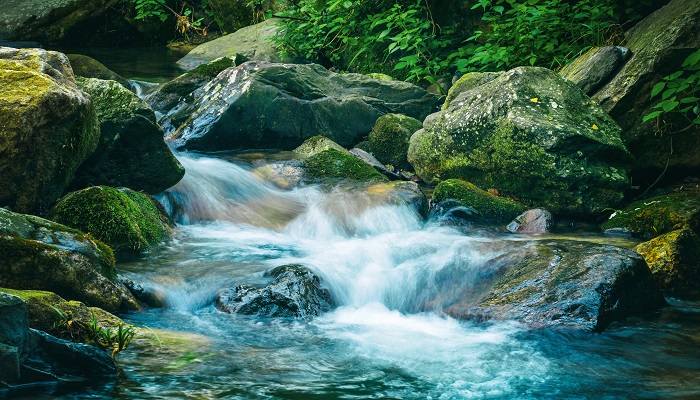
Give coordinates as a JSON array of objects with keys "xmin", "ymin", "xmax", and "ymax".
[
  {"xmin": 71, "ymin": 78, "xmax": 184, "ymax": 194},
  {"xmin": 591, "ymin": 0, "xmax": 700, "ymax": 180},
  {"xmin": 408, "ymin": 67, "xmax": 632, "ymax": 215},
  {"xmin": 559, "ymin": 46, "xmax": 630, "ymax": 95},
  {"xmin": 0, "ymin": 47, "xmax": 99, "ymax": 215},
  {"xmin": 164, "ymin": 61, "xmax": 441, "ymax": 151}
]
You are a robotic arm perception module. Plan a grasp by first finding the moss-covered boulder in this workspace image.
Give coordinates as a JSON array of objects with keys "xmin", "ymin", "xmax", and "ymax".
[
  {"xmin": 442, "ymin": 72, "xmax": 500, "ymax": 110},
  {"xmin": 294, "ymin": 135, "xmax": 349, "ymax": 158},
  {"xmin": 432, "ymin": 179, "xmax": 527, "ymax": 224},
  {"xmin": 601, "ymin": 185, "xmax": 700, "ymax": 239},
  {"xmin": 444, "ymin": 240, "xmax": 666, "ymax": 332},
  {"xmin": 164, "ymin": 61, "xmax": 440, "ymax": 151},
  {"xmin": 0, "ymin": 208, "xmax": 138, "ymax": 312},
  {"xmin": 591, "ymin": 0, "xmax": 700, "ymax": 180},
  {"xmin": 636, "ymin": 228, "xmax": 700, "ymax": 295},
  {"xmin": 368, "ymin": 114, "xmax": 423, "ymax": 169},
  {"xmin": 71, "ymin": 78, "xmax": 185, "ymax": 194},
  {"xmin": 408, "ymin": 67, "xmax": 632, "ymax": 215},
  {"xmin": 0, "ymin": 47, "xmax": 99, "ymax": 215},
  {"xmin": 365, "ymin": 73, "xmax": 394, "ymax": 81},
  {"xmin": 303, "ymin": 149, "xmax": 388, "ymax": 183},
  {"xmin": 559, "ymin": 46, "xmax": 629, "ymax": 96},
  {"xmin": 67, "ymin": 54, "xmax": 130, "ymax": 89},
  {"xmin": 50, "ymin": 186, "xmax": 174, "ymax": 254}
]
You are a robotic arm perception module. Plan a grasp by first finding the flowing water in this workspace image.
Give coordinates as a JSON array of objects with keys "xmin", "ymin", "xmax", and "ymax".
[{"xmin": 36, "ymin": 152, "xmax": 699, "ymax": 400}]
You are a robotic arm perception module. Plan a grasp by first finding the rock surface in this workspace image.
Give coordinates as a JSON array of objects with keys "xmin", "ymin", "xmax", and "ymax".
[
  {"xmin": 507, "ymin": 209, "xmax": 553, "ymax": 234},
  {"xmin": 368, "ymin": 113, "xmax": 423, "ymax": 170},
  {"xmin": 635, "ymin": 228, "xmax": 700, "ymax": 295},
  {"xmin": 164, "ymin": 61, "xmax": 440, "ymax": 151},
  {"xmin": 408, "ymin": 67, "xmax": 632, "ymax": 215},
  {"xmin": 432, "ymin": 179, "xmax": 527, "ymax": 224},
  {"xmin": 216, "ymin": 265, "xmax": 333, "ymax": 318},
  {"xmin": 0, "ymin": 47, "xmax": 99, "ymax": 215},
  {"xmin": 559, "ymin": 46, "xmax": 629, "ymax": 95},
  {"xmin": 294, "ymin": 135, "xmax": 349, "ymax": 158},
  {"xmin": 303, "ymin": 149, "xmax": 389, "ymax": 183},
  {"xmin": 67, "ymin": 53, "xmax": 131, "ymax": 89},
  {"xmin": 71, "ymin": 78, "xmax": 185, "ymax": 193}
]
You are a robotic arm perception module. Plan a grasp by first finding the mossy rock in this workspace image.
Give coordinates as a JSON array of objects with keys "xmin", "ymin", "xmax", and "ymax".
[
  {"xmin": 366, "ymin": 73, "xmax": 395, "ymax": 81},
  {"xmin": 432, "ymin": 179, "xmax": 527, "ymax": 223},
  {"xmin": 67, "ymin": 54, "xmax": 131, "ymax": 89},
  {"xmin": 368, "ymin": 114, "xmax": 423, "ymax": 170},
  {"xmin": 442, "ymin": 72, "xmax": 501, "ymax": 110},
  {"xmin": 303, "ymin": 149, "xmax": 388, "ymax": 183},
  {"xmin": 50, "ymin": 186, "xmax": 174, "ymax": 254},
  {"xmin": 294, "ymin": 135, "xmax": 349, "ymax": 158},
  {"xmin": 601, "ymin": 185, "xmax": 700, "ymax": 239},
  {"xmin": 636, "ymin": 228, "xmax": 700, "ymax": 295}
]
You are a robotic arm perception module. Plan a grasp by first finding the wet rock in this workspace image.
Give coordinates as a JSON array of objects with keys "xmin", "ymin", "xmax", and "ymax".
[
  {"xmin": 444, "ymin": 240, "xmax": 666, "ymax": 332},
  {"xmin": 0, "ymin": 292, "xmax": 29, "ymax": 385},
  {"xmin": 559, "ymin": 46, "xmax": 630, "ymax": 95},
  {"xmin": 72, "ymin": 78, "xmax": 185, "ymax": 194},
  {"xmin": 294, "ymin": 135, "xmax": 349, "ymax": 158},
  {"xmin": 0, "ymin": 47, "xmax": 99, "ymax": 215},
  {"xmin": 365, "ymin": 181, "xmax": 428, "ymax": 217},
  {"xmin": 368, "ymin": 113, "xmax": 423, "ymax": 170},
  {"xmin": 252, "ymin": 160, "xmax": 306, "ymax": 190},
  {"xmin": 0, "ymin": 208, "xmax": 138, "ymax": 312},
  {"xmin": 408, "ymin": 66, "xmax": 632, "ymax": 215},
  {"xmin": 303, "ymin": 149, "xmax": 389, "ymax": 184},
  {"xmin": 636, "ymin": 228, "xmax": 700, "ymax": 295},
  {"xmin": 507, "ymin": 209, "xmax": 553, "ymax": 234},
  {"xmin": 50, "ymin": 186, "xmax": 174, "ymax": 255},
  {"xmin": 67, "ymin": 54, "xmax": 131, "ymax": 89},
  {"xmin": 164, "ymin": 61, "xmax": 440, "ymax": 151},
  {"xmin": 349, "ymin": 148, "xmax": 402, "ymax": 180},
  {"xmin": 217, "ymin": 265, "xmax": 333, "ymax": 318},
  {"xmin": 431, "ymin": 179, "xmax": 527, "ymax": 224}
]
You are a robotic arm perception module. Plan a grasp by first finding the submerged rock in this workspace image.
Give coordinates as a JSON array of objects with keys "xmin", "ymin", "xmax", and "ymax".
[
  {"xmin": 252, "ymin": 160, "xmax": 306, "ymax": 190},
  {"xmin": 216, "ymin": 264, "xmax": 333, "ymax": 318},
  {"xmin": 0, "ymin": 208, "xmax": 138, "ymax": 312},
  {"xmin": 67, "ymin": 54, "xmax": 131, "ymax": 89},
  {"xmin": 364, "ymin": 181, "xmax": 428, "ymax": 217},
  {"xmin": 50, "ymin": 186, "xmax": 174, "ymax": 254},
  {"xmin": 408, "ymin": 67, "xmax": 632, "ymax": 215},
  {"xmin": 164, "ymin": 61, "xmax": 440, "ymax": 151},
  {"xmin": 431, "ymin": 179, "xmax": 527, "ymax": 224},
  {"xmin": 636, "ymin": 228, "xmax": 700, "ymax": 295},
  {"xmin": 507, "ymin": 209, "xmax": 553, "ymax": 234},
  {"xmin": 72, "ymin": 78, "xmax": 185, "ymax": 194},
  {"xmin": 0, "ymin": 47, "xmax": 99, "ymax": 215},
  {"xmin": 368, "ymin": 113, "xmax": 423, "ymax": 170},
  {"xmin": 444, "ymin": 240, "xmax": 666, "ymax": 332}
]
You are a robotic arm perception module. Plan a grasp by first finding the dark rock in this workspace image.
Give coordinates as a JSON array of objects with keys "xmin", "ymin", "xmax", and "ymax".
[
  {"xmin": 431, "ymin": 179, "xmax": 527, "ymax": 224},
  {"xmin": 350, "ymin": 148, "xmax": 402, "ymax": 180},
  {"xmin": 636, "ymin": 227, "xmax": 700, "ymax": 295},
  {"xmin": 163, "ymin": 61, "xmax": 441, "ymax": 151},
  {"xmin": 67, "ymin": 54, "xmax": 131, "ymax": 89},
  {"xmin": 507, "ymin": 208, "xmax": 553, "ymax": 234},
  {"xmin": 216, "ymin": 264, "xmax": 333, "ymax": 318},
  {"xmin": 560, "ymin": 46, "xmax": 630, "ymax": 95},
  {"xmin": 368, "ymin": 113, "xmax": 423, "ymax": 170}
]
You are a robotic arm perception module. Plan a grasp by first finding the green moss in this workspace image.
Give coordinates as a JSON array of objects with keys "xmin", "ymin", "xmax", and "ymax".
[
  {"xmin": 636, "ymin": 228, "xmax": 700, "ymax": 294},
  {"xmin": 67, "ymin": 54, "xmax": 130, "ymax": 88},
  {"xmin": 294, "ymin": 135, "xmax": 348, "ymax": 158},
  {"xmin": 368, "ymin": 114, "xmax": 423, "ymax": 169},
  {"xmin": 601, "ymin": 185, "xmax": 700, "ymax": 239},
  {"xmin": 443, "ymin": 72, "xmax": 501, "ymax": 110},
  {"xmin": 432, "ymin": 179, "xmax": 527, "ymax": 223},
  {"xmin": 366, "ymin": 73, "xmax": 395, "ymax": 81},
  {"xmin": 304, "ymin": 148, "xmax": 388, "ymax": 183}
]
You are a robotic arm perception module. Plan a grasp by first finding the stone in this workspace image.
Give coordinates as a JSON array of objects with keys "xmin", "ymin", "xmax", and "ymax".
[
  {"xmin": 559, "ymin": 46, "xmax": 629, "ymax": 95},
  {"xmin": 0, "ymin": 47, "xmax": 99, "ymax": 215},
  {"xmin": 442, "ymin": 72, "xmax": 501, "ymax": 110},
  {"xmin": 350, "ymin": 148, "xmax": 402, "ymax": 180},
  {"xmin": 0, "ymin": 293, "xmax": 28, "ymax": 386},
  {"xmin": 294, "ymin": 135, "xmax": 349, "ymax": 158},
  {"xmin": 368, "ymin": 113, "xmax": 423, "ymax": 170},
  {"xmin": 67, "ymin": 54, "xmax": 131, "ymax": 89},
  {"xmin": 0, "ymin": 208, "xmax": 138, "ymax": 312},
  {"xmin": 163, "ymin": 61, "xmax": 440, "ymax": 151},
  {"xmin": 216, "ymin": 264, "xmax": 333, "ymax": 318},
  {"xmin": 364, "ymin": 181, "xmax": 428, "ymax": 218},
  {"xmin": 431, "ymin": 179, "xmax": 527, "ymax": 224},
  {"xmin": 71, "ymin": 78, "xmax": 185, "ymax": 193},
  {"xmin": 507, "ymin": 208, "xmax": 553, "ymax": 234},
  {"xmin": 252, "ymin": 160, "xmax": 305, "ymax": 190},
  {"xmin": 636, "ymin": 228, "xmax": 700, "ymax": 295},
  {"xmin": 408, "ymin": 67, "xmax": 632, "ymax": 215},
  {"xmin": 303, "ymin": 149, "xmax": 388, "ymax": 183}
]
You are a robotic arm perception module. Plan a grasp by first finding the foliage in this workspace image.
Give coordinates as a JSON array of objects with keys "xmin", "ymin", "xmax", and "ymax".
[
  {"xmin": 643, "ymin": 49, "xmax": 700, "ymax": 130},
  {"xmin": 130, "ymin": 0, "xmax": 211, "ymax": 38},
  {"xmin": 49, "ymin": 308, "xmax": 137, "ymax": 358}
]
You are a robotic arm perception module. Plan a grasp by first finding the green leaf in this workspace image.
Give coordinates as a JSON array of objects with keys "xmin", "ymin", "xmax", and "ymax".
[
  {"xmin": 661, "ymin": 88, "xmax": 676, "ymax": 100},
  {"xmin": 494, "ymin": 6, "xmax": 505, "ymax": 14},
  {"xmin": 682, "ymin": 49, "xmax": 700, "ymax": 69},
  {"xmin": 650, "ymin": 82, "xmax": 666, "ymax": 98},
  {"xmin": 642, "ymin": 110, "xmax": 662, "ymax": 122},
  {"xmin": 661, "ymin": 99, "xmax": 679, "ymax": 112}
]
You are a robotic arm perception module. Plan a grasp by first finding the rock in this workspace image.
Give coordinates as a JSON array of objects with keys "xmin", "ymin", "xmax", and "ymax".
[
  {"xmin": 431, "ymin": 179, "xmax": 527, "ymax": 224},
  {"xmin": 0, "ymin": 47, "xmax": 99, "ymax": 215},
  {"xmin": 559, "ymin": 46, "xmax": 630, "ymax": 95},
  {"xmin": 177, "ymin": 19, "xmax": 285, "ymax": 70},
  {"xmin": 208, "ymin": 0, "xmax": 280, "ymax": 34},
  {"xmin": 364, "ymin": 181, "xmax": 428, "ymax": 217},
  {"xmin": 350, "ymin": 148, "xmax": 402, "ymax": 180},
  {"xmin": 252, "ymin": 160, "xmax": 305, "ymax": 190},
  {"xmin": 303, "ymin": 149, "xmax": 389, "ymax": 183},
  {"xmin": 67, "ymin": 54, "xmax": 131, "ymax": 89},
  {"xmin": 164, "ymin": 61, "xmax": 441, "ymax": 151},
  {"xmin": 442, "ymin": 72, "xmax": 501, "ymax": 110},
  {"xmin": 0, "ymin": 292, "xmax": 29, "ymax": 385},
  {"xmin": 71, "ymin": 78, "xmax": 185, "ymax": 193},
  {"xmin": 444, "ymin": 240, "xmax": 666, "ymax": 332},
  {"xmin": 591, "ymin": 0, "xmax": 700, "ymax": 180},
  {"xmin": 216, "ymin": 264, "xmax": 333, "ymax": 318},
  {"xmin": 601, "ymin": 184, "xmax": 700, "ymax": 239},
  {"xmin": 635, "ymin": 228, "xmax": 700, "ymax": 295},
  {"xmin": 365, "ymin": 73, "xmax": 394, "ymax": 81},
  {"xmin": 368, "ymin": 113, "xmax": 423, "ymax": 170},
  {"xmin": 49, "ymin": 186, "xmax": 174, "ymax": 255},
  {"xmin": 0, "ymin": 208, "xmax": 138, "ymax": 312},
  {"xmin": 294, "ymin": 135, "xmax": 349, "ymax": 158},
  {"xmin": 426, "ymin": 77, "xmax": 452, "ymax": 95},
  {"xmin": 507, "ymin": 208, "xmax": 553, "ymax": 234},
  {"xmin": 408, "ymin": 67, "xmax": 632, "ymax": 215}
]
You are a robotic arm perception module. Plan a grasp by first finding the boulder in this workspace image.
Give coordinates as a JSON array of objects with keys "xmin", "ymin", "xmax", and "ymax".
[
  {"xmin": 442, "ymin": 72, "xmax": 500, "ymax": 110},
  {"xmin": 294, "ymin": 135, "xmax": 349, "ymax": 158},
  {"xmin": 559, "ymin": 46, "xmax": 630, "ymax": 95},
  {"xmin": 0, "ymin": 208, "xmax": 138, "ymax": 312},
  {"xmin": 408, "ymin": 67, "xmax": 632, "ymax": 215},
  {"xmin": 49, "ymin": 186, "xmax": 174, "ymax": 254},
  {"xmin": 216, "ymin": 264, "xmax": 333, "ymax": 318},
  {"xmin": 444, "ymin": 240, "xmax": 665, "ymax": 332},
  {"xmin": 349, "ymin": 148, "xmax": 402, "ymax": 180},
  {"xmin": 252, "ymin": 160, "xmax": 305, "ymax": 190},
  {"xmin": 507, "ymin": 208, "xmax": 553, "ymax": 234},
  {"xmin": 67, "ymin": 54, "xmax": 131, "ymax": 89},
  {"xmin": 368, "ymin": 113, "xmax": 423, "ymax": 169},
  {"xmin": 71, "ymin": 78, "xmax": 185, "ymax": 193},
  {"xmin": 591, "ymin": 0, "xmax": 700, "ymax": 180},
  {"xmin": 177, "ymin": 19, "xmax": 285, "ymax": 70},
  {"xmin": 635, "ymin": 228, "xmax": 700, "ymax": 295},
  {"xmin": 303, "ymin": 149, "xmax": 388, "ymax": 183},
  {"xmin": 431, "ymin": 179, "xmax": 527, "ymax": 224},
  {"xmin": 164, "ymin": 61, "xmax": 441, "ymax": 151},
  {"xmin": 364, "ymin": 181, "xmax": 428, "ymax": 217},
  {"xmin": 0, "ymin": 292, "xmax": 29, "ymax": 385},
  {"xmin": 601, "ymin": 184, "xmax": 700, "ymax": 239},
  {"xmin": 0, "ymin": 47, "xmax": 99, "ymax": 215}
]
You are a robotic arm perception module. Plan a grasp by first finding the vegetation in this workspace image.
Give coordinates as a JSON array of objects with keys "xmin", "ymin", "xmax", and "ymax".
[
  {"xmin": 304, "ymin": 148, "xmax": 389, "ymax": 182},
  {"xmin": 51, "ymin": 307, "xmax": 136, "ymax": 358},
  {"xmin": 432, "ymin": 179, "xmax": 527, "ymax": 223}
]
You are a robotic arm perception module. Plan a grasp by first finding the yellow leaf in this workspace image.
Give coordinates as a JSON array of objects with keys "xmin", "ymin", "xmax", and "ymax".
[
  {"xmin": 592, "ymin": 124, "xmax": 599, "ymax": 130},
  {"xmin": 530, "ymin": 97, "xmax": 538, "ymax": 103}
]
